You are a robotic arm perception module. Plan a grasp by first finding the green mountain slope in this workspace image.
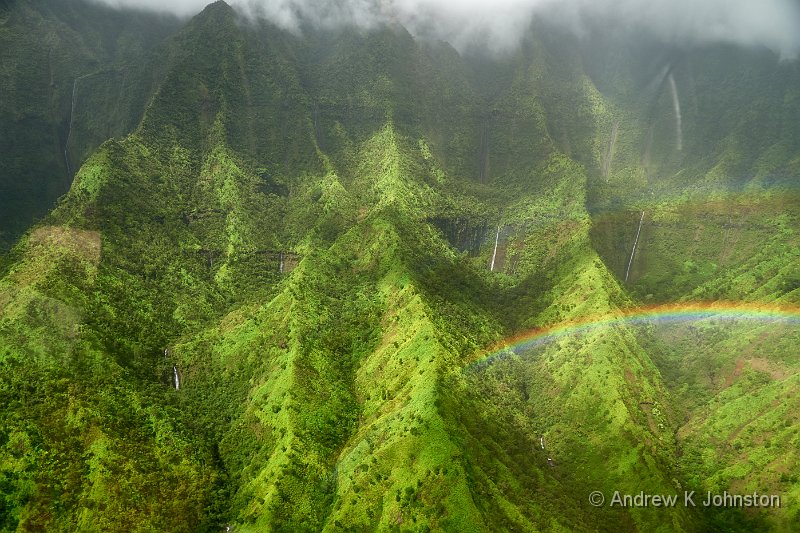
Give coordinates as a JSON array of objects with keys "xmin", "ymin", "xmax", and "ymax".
[
  {"xmin": 1, "ymin": 1, "xmax": 798, "ymax": 531},
  {"xmin": 0, "ymin": 0, "xmax": 180, "ymax": 252}
]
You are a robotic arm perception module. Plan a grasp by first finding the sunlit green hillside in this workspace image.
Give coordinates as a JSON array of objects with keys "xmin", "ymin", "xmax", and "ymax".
[{"xmin": 1, "ymin": 1, "xmax": 798, "ymax": 531}]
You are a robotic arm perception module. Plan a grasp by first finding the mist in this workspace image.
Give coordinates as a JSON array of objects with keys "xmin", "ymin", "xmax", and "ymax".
[{"xmin": 93, "ymin": 0, "xmax": 800, "ymax": 57}]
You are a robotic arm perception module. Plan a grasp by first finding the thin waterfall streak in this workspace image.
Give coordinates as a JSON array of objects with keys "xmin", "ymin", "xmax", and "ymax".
[
  {"xmin": 668, "ymin": 73, "xmax": 682, "ymax": 152},
  {"xmin": 64, "ymin": 78, "xmax": 78, "ymax": 176},
  {"xmin": 490, "ymin": 226, "xmax": 500, "ymax": 272},
  {"xmin": 651, "ymin": 64, "xmax": 671, "ymax": 94},
  {"xmin": 63, "ymin": 71, "xmax": 101, "ymax": 178},
  {"xmin": 173, "ymin": 366, "xmax": 180, "ymax": 391},
  {"xmin": 625, "ymin": 211, "xmax": 645, "ymax": 283}
]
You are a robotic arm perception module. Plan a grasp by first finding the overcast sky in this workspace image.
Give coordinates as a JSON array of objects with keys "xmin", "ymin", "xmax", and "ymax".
[{"xmin": 94, "ymin": 0, "xmax": 800, "ymax": 57}]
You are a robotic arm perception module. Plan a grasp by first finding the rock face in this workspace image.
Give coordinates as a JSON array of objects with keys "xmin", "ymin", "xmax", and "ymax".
[{"xmin": 429, "ymin": 217, "xmax": 490, "ymax": 256}]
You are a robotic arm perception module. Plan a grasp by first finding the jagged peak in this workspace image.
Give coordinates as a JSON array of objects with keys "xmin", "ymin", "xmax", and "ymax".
[
  {"xmin": 187, "ymin": 0, "xmax": 236, "ymax": 29},
  {"xmin": 200, "ymin": 0, "xmax": 233, "ymax": 15}
]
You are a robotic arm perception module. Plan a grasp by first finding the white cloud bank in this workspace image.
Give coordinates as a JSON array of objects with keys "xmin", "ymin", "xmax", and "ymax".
[{"xmin": 94, "ymin": 0, "xmax": 800, "ymax": 57}]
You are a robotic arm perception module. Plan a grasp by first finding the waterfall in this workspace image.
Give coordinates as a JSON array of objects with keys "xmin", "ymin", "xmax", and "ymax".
[
  {"xmin": 625, "ymin": 211, "xmax": 645, "ymax": 283},
  {"xmin": 173, "ymin": 366, "xmax": 180, "ymax": 391},
  {"xmin": 63, "ymin": 71, "xmax": 102, "ymax": 178},
  {"xmin": 279, "ymin": 251, "xmax": 284, "ymax": 274},
  {"xmin": 64, "ymin": 78, "xmax": 78, "ymax": 176},
  {"xmin": 668, "ymin": 73, "xmax": 683, "ymax": 152},
  {"xmin": 540, "ymin": 436, "xmax": 545, "ymax": 450},
  {"xmin": 489, "ymin": 226, "xmax": 500, "ymax": 272},
  {"xmin": 652, "ymin": 65, "xmax": 670, "ymax": 92}
]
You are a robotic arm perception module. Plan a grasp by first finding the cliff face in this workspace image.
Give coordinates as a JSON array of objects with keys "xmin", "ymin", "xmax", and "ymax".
[{"xmin": 0, "ymin": 0, "xmax": 179, "ymax": 252}]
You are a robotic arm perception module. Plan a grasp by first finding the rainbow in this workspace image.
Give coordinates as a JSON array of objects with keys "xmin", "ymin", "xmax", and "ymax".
[{"xmin": 466, "ymin": 301, "xmax": 800, "ymax": 370}]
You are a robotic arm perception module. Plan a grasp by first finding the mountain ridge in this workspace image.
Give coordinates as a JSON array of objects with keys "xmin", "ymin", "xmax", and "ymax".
[{"xmin": 1, "ymin": 1, "xmax": 798, "ymax": 531}]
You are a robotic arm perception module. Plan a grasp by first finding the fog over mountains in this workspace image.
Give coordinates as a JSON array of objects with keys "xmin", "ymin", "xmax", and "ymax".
[{"xmin": 93, "ymin": 0, "xmax": 800, "ymax": 55}]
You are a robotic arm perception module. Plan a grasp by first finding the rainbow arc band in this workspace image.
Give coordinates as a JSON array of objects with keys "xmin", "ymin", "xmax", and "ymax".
[{"xmin": 466, "ymin": 301, "xmax": 800, "ymax": 370}]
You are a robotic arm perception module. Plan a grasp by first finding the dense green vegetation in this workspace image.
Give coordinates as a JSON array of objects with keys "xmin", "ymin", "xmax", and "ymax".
[
  {"xmin": 1, "ymin": 0, "xmax": 798, "ymax": 531},
  {"xmin": 0, "ymin": 0, "xmax": 180, "ymax": 253}
]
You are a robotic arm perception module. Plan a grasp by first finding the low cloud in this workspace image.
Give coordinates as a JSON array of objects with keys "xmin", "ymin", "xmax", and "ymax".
[
  {"xmin": 95, "ymin": 0, "xmax": 204, "ymax": 17},
  {"xmin": 94, "ymin": 0, "xmax": 800, "ymax": 58}
]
